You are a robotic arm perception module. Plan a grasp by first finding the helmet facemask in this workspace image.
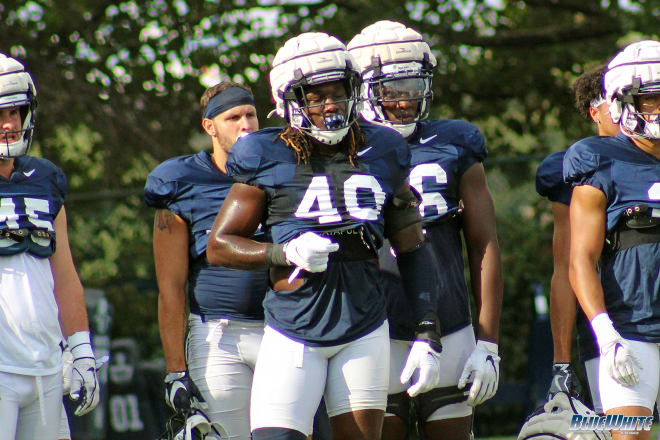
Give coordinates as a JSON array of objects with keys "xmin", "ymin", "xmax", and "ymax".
[
  {"xmin": 0, "ymin": 101, "xmax": 36, "ymax": 158},
  {"xmin": 618, "ymin": 79, "xmax": 660, "ymax": 139},
  {"xmin": 361, "ymin": 61, "xmax": 433, "ymax": 138},
  {"xmin": 284, "ymin": 70, "xmax": 361, "ymax": 145},
  {"xmin": 0, "ymin": 54, "xmax": 37, "ymax": 158},
  {"xmin": 603, "ymin": 40, "xmax": 660, "ymax": 140},
  {"xmin": 269, "ymin": 32, "xmax": 362, "ymax": 146},
  {"xmin": 347, "ymin": 20, "xmax": 437, "ymax": 138}
]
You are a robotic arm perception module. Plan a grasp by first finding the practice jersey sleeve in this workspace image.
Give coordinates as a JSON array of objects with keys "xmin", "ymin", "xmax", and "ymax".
[
  {"xmin": 536, "ymin": 150, "xmax": 571, "ymax": 205},
  {"xmin": 52, "ymin": 164, "xmax": 67, "ymax": 213},
  {"xmin": 459, "ymin": 120, "xmax": 488, "ymax": 166},
  {"xmin": 143, "ymin": 173, "xmax": 178, "ymax": 211},
  {"xmin": 563, "ymin": 139, "xmax": 613, "ymax": 201},
  {"xmin": 225, "ymin": 129, "xmax": 280, "ymax": 186}
]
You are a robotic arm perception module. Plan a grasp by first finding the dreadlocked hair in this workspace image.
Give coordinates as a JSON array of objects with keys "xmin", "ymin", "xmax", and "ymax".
[{"xmin": 278, "ymin": 122, "xmax": 366, "ymax": 166}]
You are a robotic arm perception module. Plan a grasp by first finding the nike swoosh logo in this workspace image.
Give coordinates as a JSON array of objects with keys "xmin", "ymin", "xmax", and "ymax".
[
  {"xmin": 553, "ymin": 375, "xmax": 563, "ymax": 392},
  {"xmin": 357, "ymin": 146, "xmax": 372, "ymax": 157},
  {"xmin": 23, "ymin": 169, "xmax": 35, "ymax": 177},
  {"xmin": 419, "ymin": 135, "xmax": 437, "ymax": 144}
]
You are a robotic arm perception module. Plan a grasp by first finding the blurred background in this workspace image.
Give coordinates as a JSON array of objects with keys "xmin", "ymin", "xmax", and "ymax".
[{"xmin": 2, "ymin": 0, "xmax": 659, "ymax": 438}]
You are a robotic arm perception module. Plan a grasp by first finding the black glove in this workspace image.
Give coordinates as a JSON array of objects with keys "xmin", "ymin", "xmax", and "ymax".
[
  {"xmin": 164, "ymin": 370, "xmax": 205, "ymax": 414},
  {"xmin": 546, "ymin": 363, "xmax": 581, "ymax": 400}
]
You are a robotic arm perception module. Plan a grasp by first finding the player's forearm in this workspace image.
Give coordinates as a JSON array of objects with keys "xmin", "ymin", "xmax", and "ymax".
[
  {"xmin": 206, "ymin": 234, "xmax": 270, "ymax": 269},
  {"xmin": 468, "ymin": 241, "xmax": 502, "ymax": 343},
  {"xmin": 55, "ymin": 281, "xmax": 89, "ymax": 337},
  {"xmin": 569, "ymin": 257, "xmax": 606, "ymax": 321},
  {"xmin": 158, "ymin": 290, "xmax": 187, "ymax": 372},
  {"xmin": 549, "ymin": 269, "xmax": 577, "ymax": 363}
]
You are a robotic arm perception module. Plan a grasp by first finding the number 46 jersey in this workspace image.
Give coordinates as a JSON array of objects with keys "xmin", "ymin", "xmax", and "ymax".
[
  {"xmin": 381, "ymin": 119, "xmax": 488, "ymax": 341},
  {"xmin": 226, "ymin": 124, "xmax": 410, "ymax": 346}
]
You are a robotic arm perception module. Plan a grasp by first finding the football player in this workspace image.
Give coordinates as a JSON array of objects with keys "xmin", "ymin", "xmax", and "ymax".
[
  {"xmin": 536, "ymin": 64, "xmax": 619, "ymax": 414},
  {"xmin": 206, "ymin": 32, "xmax": 441, "ymax": 440},
  {"xmin": 566, "ymin": 40, "xmax": 660, "ymax": 440},
  {"xmin": 0, "ymin": 53, "xmax": 100, "ymax": 439},
  {"xmin": 347, "ymin": 21, "xmax": 503, "ymax": 440},
  {"xmin": 144, "ymin": 82, "xmax": 268, "ymax": 439}
]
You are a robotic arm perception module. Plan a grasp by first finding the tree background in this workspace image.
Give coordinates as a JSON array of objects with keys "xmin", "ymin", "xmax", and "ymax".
[{"xmin": 2, "ymin": 0, "xmax": 658, "ymax": 435}]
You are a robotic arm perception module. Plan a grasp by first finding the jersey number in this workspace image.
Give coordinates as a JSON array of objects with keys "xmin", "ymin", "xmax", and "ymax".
[
  {"xmin": 409, "ymin": 163, "xmax": 448, "ymax": 217},
  {"xmin": 0, "ymin": 197, "xmax": 53, "ymax": 230},
  {"xmin": 295, "ymin": 175, "xmax": 386, "ymax": 224},
  {"xmin": 109, "ymin": 394, "xmax": 145, "ymax": 432}
]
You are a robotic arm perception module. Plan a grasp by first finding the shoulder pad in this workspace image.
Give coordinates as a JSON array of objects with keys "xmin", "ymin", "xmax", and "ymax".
[
  {"xmin": 536, "ymin": 150, "xmax": 568, "ymax": 202},
  {"xmin": 563, "ymin": 138, "xmax": 601, "ymax": 185},
  {"xmin": 418, "ymin": 119, "xmax": 487, "ymax": 161},
  {"xmin": 226, "ymin": 128, "xmax": 291, "ymax": 184}
]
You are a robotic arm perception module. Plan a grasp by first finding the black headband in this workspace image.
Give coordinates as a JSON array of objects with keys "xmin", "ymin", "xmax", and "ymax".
[{"xmin": 203, "ymin": 86, "xmax": 255, "ymax": 120}]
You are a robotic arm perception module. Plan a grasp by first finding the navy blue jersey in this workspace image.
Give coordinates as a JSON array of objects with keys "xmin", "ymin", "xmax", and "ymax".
[
  {"xmin": 226, "ymin": 124, "xmax": 410, "ymax": 345},
  {"xmin": 144, "ymin": 151, "xmax": 267, "ymax": 321},
  {"xmin": 536, "ymin": 149, "xmax": 599, "ymax": 361},
  {"xmin": 0, "ymin": 155, "xmax": 65, "ymax": 258},
  {"xmin": 536, "ymin": 150, "xmax": 572, "ymax": 205},
  {"xmin": 564, "ymin": 134, "xmax": 660, "ymax": 342},
  {"xmin": 379, "ymin": 120, "xmax": 485, "ymax": 340}
]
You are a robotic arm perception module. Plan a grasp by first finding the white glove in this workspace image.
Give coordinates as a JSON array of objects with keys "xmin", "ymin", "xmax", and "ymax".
[
  {"xmin": 284, "ymin": 231, "xmax": 339, "ymax": 273},
  {"xmin": 591, "ymin": 313, "xmax": 641, "ymax": 386},
  {"xmin": 67, "ymin": 331, "xmax": 101, "ymax": 416},
  {"xmin": 458, "ymin": 340, "xmax": 500, "ymax": 406},
  {"xmin": 400, "ymin": 341, "xmax": 442, "ymax": 397}
]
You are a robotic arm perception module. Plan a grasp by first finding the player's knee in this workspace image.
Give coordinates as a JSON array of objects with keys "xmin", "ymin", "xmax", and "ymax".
[{"xmin": 252, "ymin": 427, "xmax": 307, "ymax": 440}]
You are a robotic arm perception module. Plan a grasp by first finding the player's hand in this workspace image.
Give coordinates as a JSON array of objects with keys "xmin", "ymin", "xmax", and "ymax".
[
  {"xmin": 591, "ymin": 313, "xmax": 641, "ymax": 386},
  {"xmin": 164, "ymin": 370, "xmax": 205, "ymax": 414},
  {"xmin": 546, "ymin": 363, "xmax": 581, "ymax": 399},
  {"xmin": 283, "ymin": 231, "xmax": 339, "ymax": 273},
  {"xmin": 400, "ymin": 341, "xmax": 442, "ymax": 397},
  {"xmin": 458, "ymin": 340, "xmax": 500, "ymax": 406},
  {"xmin": 67, "ymin": 331, "xmax": 101, "ymax": 416}
]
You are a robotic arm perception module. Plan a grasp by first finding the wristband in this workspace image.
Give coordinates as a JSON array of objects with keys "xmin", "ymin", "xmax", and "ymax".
[
  {"xmin": 415, "ymin": 314, "xmax": 443, "ymax": 353},
  {"xmin": 265, "ymin": 243, "xmax": 289, "ymax": 267},
  {"xmin": 590, "ymin": 312, "xmax": 618, "ymax": 349}
]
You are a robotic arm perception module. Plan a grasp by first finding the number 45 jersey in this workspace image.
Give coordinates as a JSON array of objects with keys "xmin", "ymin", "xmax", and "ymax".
[
  {"xmin": 0, "ymin": 155, "xmax": 65, "ymax": 257},
  {"xmin": 564, "ymin": 133, "xmax": 660, "ymax": 342},
  {"xmin": 226, "ymin": 124, "xmax": 410, "ymax": 346}
]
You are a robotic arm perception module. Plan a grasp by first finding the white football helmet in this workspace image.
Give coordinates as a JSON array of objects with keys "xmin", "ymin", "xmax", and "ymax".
[
  {"xmin": 161, "ymin": 408, "xmax": 228, "ymax": 440},
  {"xmin": 347, "ymin": 20, "xmax": 436, "ymax": 138},
  {"xmin": 604, "ymin": 40, "xmax": 660, "ymax": 139},
  {"xmin": 269, "ymin": 32, "xmax": 360, "ymax": 145},
  {"xmin": 517, "ymin": 392, "xmax": 611, "ymax": 440},
  {"xmin": 0, "ymin": 53, "xmax": 37, "ymax": 158}
]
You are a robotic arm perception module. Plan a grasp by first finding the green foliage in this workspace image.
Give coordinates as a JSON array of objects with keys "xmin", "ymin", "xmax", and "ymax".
[{"xmin": 3, "ymin": 0, "xmax": 660, "ymax": 406}]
